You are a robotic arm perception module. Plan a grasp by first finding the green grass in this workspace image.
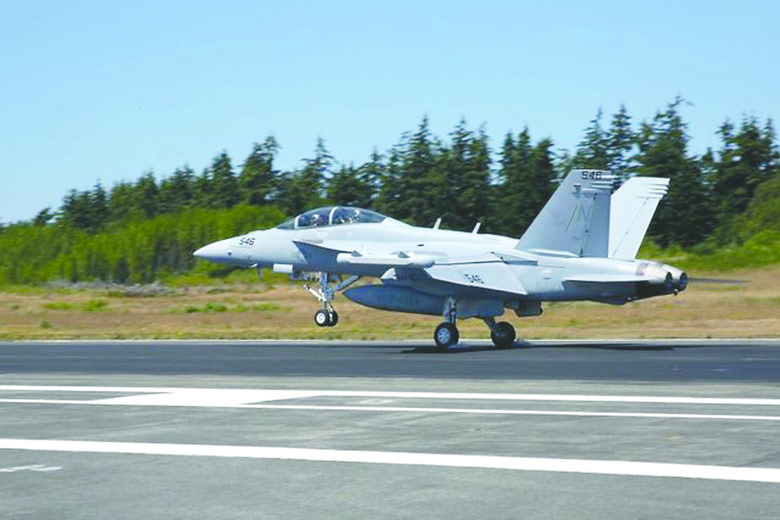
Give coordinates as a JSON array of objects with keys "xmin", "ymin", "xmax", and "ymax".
[
  {"xmin": 82, "ymin": 299, "xmax": 108, "ymax": 311},
  {"xmin": 250, "ymin": 302, "xmax": 286, "ymax": 312},
  {"xmin": 178, "ymin": 301, "xmax": 287, "ymax": 313},
  {"xmin": 160, "ymin": 265, "xmax": 289, "ymax": 287},
  {"xmin": 638, "ymin": 231, "xmax": 780, "ymax": 272},
  {"xmin": 42, "ymin": 301, "xmax": 74, "ymax": 311},
  {"xmin": 182, "ymin": 302, "xmax": 228, "ymax": 313}
]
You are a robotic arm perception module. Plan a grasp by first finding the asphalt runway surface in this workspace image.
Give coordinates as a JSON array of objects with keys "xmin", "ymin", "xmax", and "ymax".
[{"xmin": 1, "ymin": 339, "xmax": 779, "ymax": 519}]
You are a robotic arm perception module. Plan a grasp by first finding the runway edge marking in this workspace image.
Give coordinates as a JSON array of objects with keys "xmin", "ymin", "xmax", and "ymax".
[{"xmin": 1, "ymin": 438, "xmax": 780, "ymax": 484}]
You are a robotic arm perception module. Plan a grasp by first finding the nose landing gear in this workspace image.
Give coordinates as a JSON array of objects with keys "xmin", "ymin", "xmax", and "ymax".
[{"xmin": 305, "ymin": 273, "xmax": 357, "ymax": 328}]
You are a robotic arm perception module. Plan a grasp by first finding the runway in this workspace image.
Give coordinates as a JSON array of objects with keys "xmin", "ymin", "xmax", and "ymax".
[{"xmin": 1, "ymin": 339, "xmax": 779, "ymax": 519}]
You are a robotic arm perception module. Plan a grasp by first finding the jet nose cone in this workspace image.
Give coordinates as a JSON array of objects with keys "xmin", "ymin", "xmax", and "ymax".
[
  {"xmin": 193, "ymin": 243, "xmax": 212, "ymax": 260},
  {"xmin": 193, "ymin": 240, "xmax": 230, "ymax": 263}
]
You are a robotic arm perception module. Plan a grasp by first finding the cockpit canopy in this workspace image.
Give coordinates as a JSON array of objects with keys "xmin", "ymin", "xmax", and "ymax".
[{"xmin": 276, "ymin": 206, "xmax": 388, "ymax": 230}]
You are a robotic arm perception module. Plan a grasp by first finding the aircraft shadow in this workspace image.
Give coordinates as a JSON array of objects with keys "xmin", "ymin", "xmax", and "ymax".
[
  {"xmin": 402, "ymin": 342, "xmax": 533, "ymax": 354},
  {"xmin": 400, "ymin": 341, "xmax": 727, "ymax": 354}
]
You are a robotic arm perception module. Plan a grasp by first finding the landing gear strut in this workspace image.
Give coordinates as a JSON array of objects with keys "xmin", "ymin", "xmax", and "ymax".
[
  {"xmin": 433, "ymin": 298, "xmax": 459, "ymax": 350},
  {"xmin": 304, "ymin": 273, "xmax": 357, "ymax": 328},
  {"xmin": 484, "ymin": 317, "xmax": 516, "ymax": 349}
]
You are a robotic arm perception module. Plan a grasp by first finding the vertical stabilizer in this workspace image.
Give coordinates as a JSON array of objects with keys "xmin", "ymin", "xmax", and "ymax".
[
  {"xmin": 609, "ymin": 177, "xmax": 669, "ymax": 259},
  {"xmin": 516, "ymin": 169, "xmax": 615, "ymax": 257}
]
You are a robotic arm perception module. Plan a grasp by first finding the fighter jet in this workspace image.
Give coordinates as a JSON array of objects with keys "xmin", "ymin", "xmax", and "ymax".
[{"xmin": 194, "ymin": 169, "xmax": 686, "ymax": 349}]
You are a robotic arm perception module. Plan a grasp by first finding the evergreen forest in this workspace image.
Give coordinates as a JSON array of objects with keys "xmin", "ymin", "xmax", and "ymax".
[{"xmin": 2, "ymin": 98, "xmax": 779, "ymax": 285}]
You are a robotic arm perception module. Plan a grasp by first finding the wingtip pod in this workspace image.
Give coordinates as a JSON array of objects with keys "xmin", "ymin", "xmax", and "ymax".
[{"xmin": 517, "ymin": 169, "xmax": 615, "ymax": 257}]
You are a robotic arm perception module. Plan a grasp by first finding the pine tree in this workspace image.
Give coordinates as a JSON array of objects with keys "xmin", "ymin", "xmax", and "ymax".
[
  {"xmin": 276, "ymin": 139, "xmax": 332, "ymax": 215},
  {"xmin": 574, "ymin": 108, "xmax": 609, "ymax": 170},
  {"xmin": 711, "ymin": 116, "xmax": 779, "ymax": 236},
  {"xmin": 33, "ymin": 207, "xmax": 55, "ymax": 227},
  {"xmin": 606, "ymin": 105, "xmax": 636, "ymax": 180},
  {"xmin": 326, "ymin": 164, "xmax": 373, "ymax": 207},
  {"xmin": 194, "ymin": 169, "xmax": 212, "ymax": 208},
  {"xmin": 356, "ymin": 148, "xmax": 384, "ymax": 208},
  {"xmin": 376, "ymin": 117, "xmax": 443, "ymax": 226},
  {"xmin": 635, "ymin": 98, "xmax": 712, "ymax": 247},
  {"xmin": 90, "ymin": 182, "xmax": 109, "ymax": 229},
  {"xmin": 240, "ymin": 136, "xmax": 279, "ymax": 206},
  {"xmin": 108, "ymin": 182, "xmax": 138, "ymax": 222},
  {"xmin": 158, "ymin": 166, "xmax": 196, "ymax": 213},
  {"xmin": 209, "ymin": 152, "xmax": 240, "ymax": 208},
  {"xmin": 135, "ymin": 172, "xmax": 159, "ymax": 218},
  {"xmin": 59, "ymin": 189, "xmax": 93, "ymax": 229},
  {"xmin": 456, "ymin": 124, "xmax": 491, "ymax": 231},
  {"xmin": 496, "ymin": 128, "xmax": 538, "ymax": 236},
  {"xmin": 529, "ymin": 138, "xmax": 557, "ymax": 211},
  {"xmin": 374, "ymin": 144, "xmax": 405, "ymax": 217},
  {"xmin": 399, "ymin": 116, "xmax": 439, "ymax": 225}
]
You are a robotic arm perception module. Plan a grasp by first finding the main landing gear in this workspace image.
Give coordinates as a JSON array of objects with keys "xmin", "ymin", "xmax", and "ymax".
[
  {"xmin": 304, "ymin": 272, "xmax": 358, "ymax": 328},
  {"xmin": 434, "ymin": 322, "xmax": 459, "ymax": 350},
  {"xmin": 484, "ymin": 317, "xmax": 516, "ymax": 349},
  {"xmin": 433, "ymin": 298, "xmax": 459, "ymax": 350},
  {"xmin": 432, "ymin": 299, "xmax": 517, "ymax": 351}
]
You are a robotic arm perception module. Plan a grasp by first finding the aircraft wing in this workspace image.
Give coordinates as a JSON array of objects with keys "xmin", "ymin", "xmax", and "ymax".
[{"xmin": 296, "ymin": 241, "xmax": 527, "ymax": 297}]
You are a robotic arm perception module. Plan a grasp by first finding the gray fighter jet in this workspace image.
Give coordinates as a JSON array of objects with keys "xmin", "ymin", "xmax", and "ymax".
[{"xmin": 194, "ymin": 169, "xmax": 686, "ymax": 349}]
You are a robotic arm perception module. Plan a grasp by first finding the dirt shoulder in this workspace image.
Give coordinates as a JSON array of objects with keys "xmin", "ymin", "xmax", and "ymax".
[{"xmin": 1, "ymin": 266, "xmax": 778, "ymax": 340}]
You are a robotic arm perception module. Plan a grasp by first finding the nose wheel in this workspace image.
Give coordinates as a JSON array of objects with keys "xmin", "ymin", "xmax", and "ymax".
[{"xmin": 314, "ymin": 309, "xmax": 339, "ymax": 327}]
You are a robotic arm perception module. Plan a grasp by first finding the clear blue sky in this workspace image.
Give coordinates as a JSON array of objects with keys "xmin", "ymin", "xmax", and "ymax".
[{"xmin": 1, "ymin": 1, "xmax": 778, "ymax": 223}]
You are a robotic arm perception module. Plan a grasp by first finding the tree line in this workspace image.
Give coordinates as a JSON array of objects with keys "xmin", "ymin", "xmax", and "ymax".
[{"xmin": 1, "ymin": 97, "xmax": 778, "ymax": 284}]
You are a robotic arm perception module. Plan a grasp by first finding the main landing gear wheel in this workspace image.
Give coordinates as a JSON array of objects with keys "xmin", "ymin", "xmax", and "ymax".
[
  {"xmin": 490, "ymin": 321, "xmax": 516, "ymax": 349},
  {"xmin": 434, "ymin": 322, "xmax": 459, "ymax": 350}
]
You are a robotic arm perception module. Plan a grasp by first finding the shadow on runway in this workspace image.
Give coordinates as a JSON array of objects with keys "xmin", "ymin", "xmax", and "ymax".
[
  {"xmin": 400, "ymin": 343, "xmax": 530, "ymax": 354},
  {"xmin": 400, "ymin": 341, "xmax": 733, "ymax": 354}
]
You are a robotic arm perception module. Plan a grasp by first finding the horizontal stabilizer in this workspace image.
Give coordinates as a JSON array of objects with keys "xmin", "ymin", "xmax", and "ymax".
[{"xmin": 609, "ymin": 177, "xmax": 669, "ymax": 259}]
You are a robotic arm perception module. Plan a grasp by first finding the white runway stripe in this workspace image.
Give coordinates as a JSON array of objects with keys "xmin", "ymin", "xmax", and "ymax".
[
  {"xmin": 1, "ymin": 438, "xmax": 780, "ymax": 483},
  {"xmin": 1, "ymin": 385, "xmax": 779, "ymax": 406},
  {"xmin": 1, "ymin": 398, "xmax": 779, "ymax": 422}
]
